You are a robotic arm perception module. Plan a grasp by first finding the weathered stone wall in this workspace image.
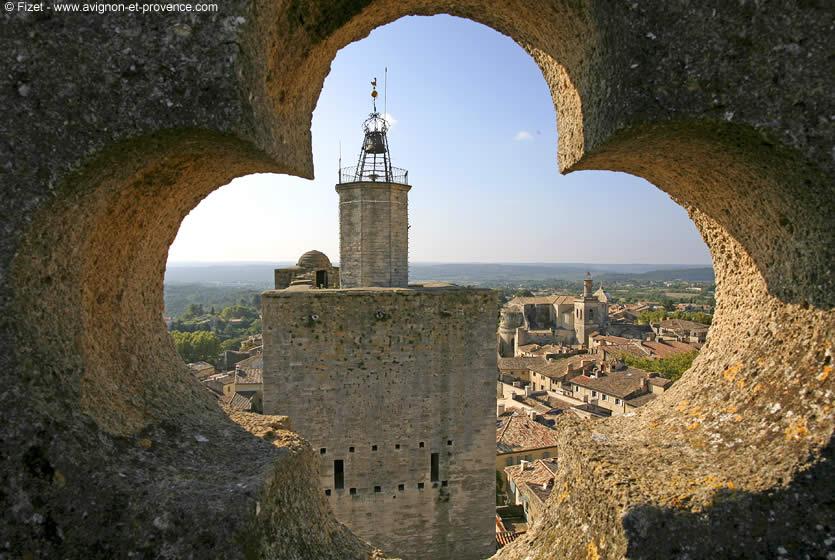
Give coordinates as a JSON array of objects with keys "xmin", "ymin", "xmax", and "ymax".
[
  {"xmin": 1, "ymin": 1, "xmax": 832, "ymax": 559},
  {"xmin": 262, "ymin": 285, "xmax": 498, "ymax": 560},
  {"xmin": 337, "ymin": 182, "xmax": 410, "ymax": 288}
]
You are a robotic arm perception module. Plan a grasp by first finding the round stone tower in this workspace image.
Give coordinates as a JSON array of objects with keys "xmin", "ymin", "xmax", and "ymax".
[
  {"xmin": 336, "ymin": 81, "xmax": 410, "ymax": 288},
  {"xmin": 497, "ymin": 305, "xmax": 525, "ymax": 357}
]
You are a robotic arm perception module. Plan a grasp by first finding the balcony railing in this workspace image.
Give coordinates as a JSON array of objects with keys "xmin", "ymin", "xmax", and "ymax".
[{"xmin": 338, "ymin": 165, "xmax": 409, "ymax": 185}]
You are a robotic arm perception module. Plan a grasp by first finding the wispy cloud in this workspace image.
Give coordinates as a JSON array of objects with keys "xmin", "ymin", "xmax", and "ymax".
[
  {"xmin": 514, "ymin": 130, "xmax": 533, "ymax": 141},
  {"xmin": 383, "ymin": 112, "xmax": 398, "ymax": 128}
]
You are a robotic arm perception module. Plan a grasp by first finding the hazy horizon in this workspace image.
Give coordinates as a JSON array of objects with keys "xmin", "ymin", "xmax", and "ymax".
[{"xmin": 166, "ymin": 260, "xmax": 711, "ymax": 267}]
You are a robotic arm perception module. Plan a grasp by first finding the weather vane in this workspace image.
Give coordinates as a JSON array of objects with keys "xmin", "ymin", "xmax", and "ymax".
[{"xmin": 371, "ymin": 77, "xmax": 378, "ymax": 112}]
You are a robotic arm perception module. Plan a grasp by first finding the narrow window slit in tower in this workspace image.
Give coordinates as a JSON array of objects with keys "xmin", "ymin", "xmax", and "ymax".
[
  {"xmin": 334, "ymin": 460, "xmax": 344, "ymax": 490},
  {"xmin": 431, "ymin": 452, "xmax": 440, "ymax": 482}
]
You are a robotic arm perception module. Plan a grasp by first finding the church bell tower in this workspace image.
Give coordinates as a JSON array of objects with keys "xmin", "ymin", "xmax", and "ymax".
[{"xmin": 336, "ymin": 78, "xmax": 410, "ymax": 288}]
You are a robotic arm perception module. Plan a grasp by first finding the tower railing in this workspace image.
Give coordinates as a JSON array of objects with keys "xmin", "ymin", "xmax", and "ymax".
[{"xmin": 339, "ymin": 165, "xmax": 409, "ymax": 185}]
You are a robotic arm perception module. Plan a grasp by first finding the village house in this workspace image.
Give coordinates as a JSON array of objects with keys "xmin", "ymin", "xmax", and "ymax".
[
  {"xmin": 496, "ymin": 409, "xmax": 560, "ymax": 482},
  {"xmin": 653, "ymin": 318, "xmax": 709, "ymax": 344},
  {"xmin": 562, "ymin": 364, "xmax": 672, "ymax": 417},
  {"xmin": 187, "ymin": 361, "xmax": 215, "ymax": 380},
  {"xmin": 504, "ymin": 458, "xmax": 558, "ymax": 525},
  {"xmin": 497, "ymin": 356, "xmax": 541, "ymax": 382},
  {"xmin": 527, "ymin": 354, "xmax": 598, "ymax": 393},
  {"xmin": 590, "ymin": 334, "xmax": 700, "ymax": 361},
  {"xmin": 201, "ymin": 353, "xmax": 264, "ymax": 413}
]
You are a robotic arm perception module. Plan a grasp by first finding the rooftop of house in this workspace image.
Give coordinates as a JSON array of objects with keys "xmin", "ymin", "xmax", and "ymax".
[
  {"xmin": 648, "ymin": 377, "xmax": 673, "ymax": 389},
  {"xmin": 591, "ymin": 335, "xmax": 633, "ymax": 346},
  {"xmin": 498, "ymin": 356, "xmax": 547, "ymax": 371},
  {"xmin": 658, "ymin": 318, "xmax": 710, "ymax": 332},
  {"xmin": 529, "ymin": 354, "xmax": 597, "ymax": 380},
  {"xmin": 504, "ymin": 457, "xmax": 559, "ymax": 488},
  {"xmin": 640, "ymin": 339, "xmax": 701, "ymax": 357},
  {"xmin": 570, "ymin": 367, "xmax": 653, "ymax": 399},
  {"xmin": 517, "ymin": 343, "xmax": 574, "ymax": 356},
  {"xmin": 497, "ymin": 412, "xmax": 560, "ymax": 454},
  {"xmin": 599, "ymin": 344, "xmax": 651, "ymax": 359},
  {"xmin": 495, "ymin": 505, "xmax": 528, "ymax": 535},
  {"xmin": 187, "ymin": 361, "xmax": 214, "ymax": 371},
  {"xmin": 520, "ymin": 479, "xmax": 555, "ymax": 506},
  {"xmin": 218, "ymin": 392, "xmax": 253, "ymax": 412},
  {"xmin": 625, "ymin": 392, "xmax": 658, "ymax": 408}
]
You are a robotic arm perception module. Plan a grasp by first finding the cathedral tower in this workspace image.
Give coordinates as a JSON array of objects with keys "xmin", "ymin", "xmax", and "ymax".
[{"xmin": 574, "ymin": 271, "xmax": 602, "ymax": 345}]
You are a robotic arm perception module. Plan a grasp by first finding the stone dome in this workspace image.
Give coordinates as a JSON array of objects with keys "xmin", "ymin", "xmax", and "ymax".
[{"xmin": 296, "ymin": 250, "xmax": 331, "ymax": 270}]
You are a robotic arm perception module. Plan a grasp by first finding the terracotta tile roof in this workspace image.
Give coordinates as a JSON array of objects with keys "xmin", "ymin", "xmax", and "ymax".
[
  {"xmin": 520, "ymin": 479, "xmax": 554, "ymax": 506},
  {"xmin": 529, "ymin": 354, "xmax": 597, "ymax": 380},
  {"xmin": 508, "ymin": 295, "xmax": 575, "ymax": 306},
  {"xmin": 497, "ymin": 413, "xmax": 560, "ymax": 453},
  {"xmin": 625, "ymin": 392, "xmax": 658, "ymax": 407},
  {"xmin": 504, "ymin": 458, "xmax": 558, "ymax": 487},
  {"xmin": 218, "ymin": 392, "xmax": 252, "ymax": 412},
  {"xmin": 496, "ymin": 531, "xmax": 521, "ymax": 547},
  {"xmin": 659, "ymin": 319, "xmax": 709, "ymax": 332},
  {"xmin": 591, "ymin": 335, "xmax": 633, "ymax": 346},
  {"xmin": 569, "ymin": 367, "xmax": 651, "ymax": 399},
  {"xmin": 498, "ymin": 356, "xmax": 546, "ymax": 371},
  {"xmin": 601, "ymin": 344, "xmax": 651, "ymax": 358},
  {"xmin": 641, "ymin": 340, "xmax": 699, "ymax": 358},
  {"xmin": 188, "ymin": 361, "xmax": 214, "ymax": 371},
  {"xmin": 648, "ymin": 377, "xmax": 673, "ymax": 388},
  {"xmin": 235, "ymin": 354, "xmax": 263, "ymax": 384}
]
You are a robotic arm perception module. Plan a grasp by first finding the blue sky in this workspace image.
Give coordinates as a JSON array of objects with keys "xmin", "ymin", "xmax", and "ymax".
[{"xmin": 168, "ymin": 15, "xmax": 711, "ymax": 265}]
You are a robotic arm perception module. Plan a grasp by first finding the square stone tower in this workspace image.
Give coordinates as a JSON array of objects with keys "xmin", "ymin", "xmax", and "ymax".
[{"xmin": 262, "ymin": 83, "xmax": 497, "ymax": 560}]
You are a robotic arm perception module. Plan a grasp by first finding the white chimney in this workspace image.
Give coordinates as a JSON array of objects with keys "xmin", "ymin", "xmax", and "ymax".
[
  {"xmin": 524, "ymin": 385, "xmax": 532, "ymax": 397},
  {"xmin": 497, "ymin": 403, "xmax": 506, "ymax": 416},
  {"xmin": 528, "ymin": 410, "xmax": 538, "ymax": 421}
]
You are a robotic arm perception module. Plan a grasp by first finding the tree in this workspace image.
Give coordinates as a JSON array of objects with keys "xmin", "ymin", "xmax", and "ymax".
[
  {"xmin": 219, "ymin": 304, "xmax": 258, "ymax": 321},
  {"xmin": 622, "ymin": 351, "xmax": 698, "ymax": 382},
  {"xmin": 170, "ymin": 330, "xmax": 220, "ymax": 363},
  {"xmin": 182, "ymin": 303, "xmax": 205, "ymax": 320},
  {"xmin": 221, "ymin": 337, "xmax": 243, "ymax": 352}
]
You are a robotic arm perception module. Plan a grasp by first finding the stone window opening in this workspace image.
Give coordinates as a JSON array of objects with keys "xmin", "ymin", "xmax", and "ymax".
[
  {"xmin": 334, "ymin": 460, "xmax": 344, "ymax": 490},
  {"xmin": 10, "ymin": 8, "xmax": 830, "ymax": 560}
]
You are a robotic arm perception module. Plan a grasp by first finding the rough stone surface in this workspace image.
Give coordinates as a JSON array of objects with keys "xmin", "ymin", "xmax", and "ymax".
[
  {"xmin": 262, "ymin": 286, "xmax": 498, "ymax": 559},
  {"xmin": 1, "ymin": 1, "xmax": 832, "ymax": 559}
]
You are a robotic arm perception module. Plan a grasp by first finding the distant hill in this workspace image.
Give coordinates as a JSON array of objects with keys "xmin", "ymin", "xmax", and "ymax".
[
  {"xmin": 597, "ymin": 267, "xmax": 715, "ymax": 283},
  {"xmin": 165, "ymin": 262, "xmax": 713, "ymax": 287}
]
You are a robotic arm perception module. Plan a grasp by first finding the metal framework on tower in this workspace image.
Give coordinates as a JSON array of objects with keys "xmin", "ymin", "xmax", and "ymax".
[{"xmin": 339, "ymin": 77, "xmax": 409, "ymax": 185}]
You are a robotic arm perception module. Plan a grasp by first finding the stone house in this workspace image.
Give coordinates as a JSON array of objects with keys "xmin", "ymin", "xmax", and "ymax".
[
  {"xmin": 653, "ymin": 319, "xmax": 709, "ymax": 344},
  {"xmin": 504, "ymin": 458, "xmax": 558, "ymax": 524},
  {"xmin": 496, "ymin": 410, "xmax": 560, "ymax": 486},
  {"xmin": 563, "ymin": 365, "xmax": 671, "ymax": 416},
  {"xmin": 527, "ymin": 354, "xmax": 597, "ymax": 393},
  {"xmin": 187, "ymin": 361, "xmax": 215, "ymax": 380}
]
